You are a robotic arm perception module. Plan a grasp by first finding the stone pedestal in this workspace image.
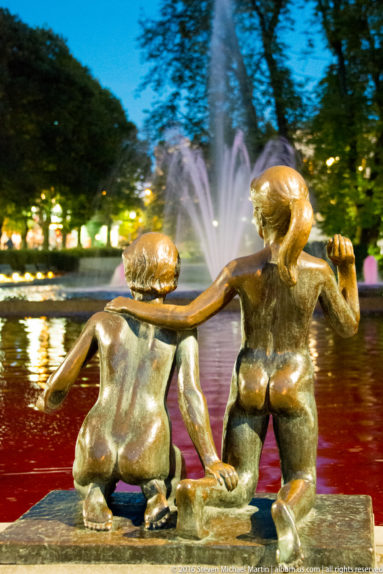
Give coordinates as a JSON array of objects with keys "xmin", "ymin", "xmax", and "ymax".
[{"xmin": 0, "ymin": 491, "xmax": 375, "ymax": 567}]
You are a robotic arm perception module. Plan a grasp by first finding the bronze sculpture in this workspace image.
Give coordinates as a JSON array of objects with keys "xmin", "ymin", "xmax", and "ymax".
[
  {"xmin": 37, "ymin": 232, "xmax": 237, "ymax": 532},
  {"xmin": 105, "ymin": 166, "xmax": 360, "ymax": 565}
]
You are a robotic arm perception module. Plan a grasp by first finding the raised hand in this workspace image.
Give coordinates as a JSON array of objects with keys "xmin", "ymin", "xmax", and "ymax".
[
  {"xmin": 327, "ymin": 234, "xmax": 355, "ymax": 268},
  {"xmin": 205, "ymin": 461, "xmax": 238, "ymax": 491}
]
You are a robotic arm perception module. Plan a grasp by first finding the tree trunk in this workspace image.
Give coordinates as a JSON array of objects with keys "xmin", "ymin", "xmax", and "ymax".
[
  {"xmin": 61, "ymin": 230, "xmax": 67, "ymax": 249},
  {"xmin": 77, "ymin": 227, "xmax": 83, "ymax": 248},
  {"xmin": 21, "ymin": 218, "xmax": 28, "ymax": 249},
  {"xmin": 106, "ymin": 219, "xmax": 113, "ymax": 248},
  {"xmin": 0, "ymin": 216, "xmax": 4, "ymax": 248},
  {"xmin": 42, "ymin": 221, "xmax": 50, "ymax": 250}
]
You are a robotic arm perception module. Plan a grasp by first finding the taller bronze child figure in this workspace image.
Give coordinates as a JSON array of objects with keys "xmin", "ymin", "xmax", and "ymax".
[{"xmin": 106, "ymin": 166, "xmax": 360, "ymax": 565}]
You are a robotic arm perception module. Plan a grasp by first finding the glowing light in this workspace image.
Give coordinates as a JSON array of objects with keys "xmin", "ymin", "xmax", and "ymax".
[
  {"xmin": 41, "ymin": 192, "xmax": 46, "ymax": 200},
  {"xmin": 358, "ymin": 165, "xmax": 364, "ymax": 172},
  {"xmin": 326, "ymin": 157, "xmax": 335, "ymax": 167},
  {"xmin": 24, "ymin": 273, "xmax": 33, "ymax": 281},
  {"xmin": 47, "ymin": 271, "xmax": 54, "ymax": 279},
  {"xmin": 144, "ymin": 188, "xmax": 152, "ymax": 197},
  {"xmin": 36, "ymin": 272, "xmax": 44, "ymax": 280},
  {"xmin": 129, "ymin": 211, "xmax": 137, "ymax": 219},
  {"xmin": 212, "ymin": 220, "xmax": 219, "ymax": 227},
  {"xmin": 11, "ymin": 272, "xmax": 22, "ymax": 282},
  {"xmin": 101, "ymin": 190, "xmax": 107, "ymax": 196}
]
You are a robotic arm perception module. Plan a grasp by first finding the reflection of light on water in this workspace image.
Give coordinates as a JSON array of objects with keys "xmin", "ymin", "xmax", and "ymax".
[
  {"xmin": 0, "ymin": 285, "xmax": 66, "ymax": 302},
  {"xmin": 22, "ymin": 317, "xmax": 67, "ymax": 395},
  {"xmin": 48, "ymin": 318, "xmax": 67, "ymax": 367},
  {"xmin": 22, "ymin": 318, "xmax": 50, "ymax": 388}
]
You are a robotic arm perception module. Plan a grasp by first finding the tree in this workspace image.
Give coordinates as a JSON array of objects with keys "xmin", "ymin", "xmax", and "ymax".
[
  {"xmin": 307, "ymin": 0, "xmax": 383, "ymax": 270},
  {"xmin": 138, "ymin": 0, "xmax": 302, "ymax": 157},
  {"xmin": 91, "ymin": 133, "xmax": 150, "ymax": 247},
  {"xmin": 0, "ymin": 9, "xmax": 146, "ymax": 248}
]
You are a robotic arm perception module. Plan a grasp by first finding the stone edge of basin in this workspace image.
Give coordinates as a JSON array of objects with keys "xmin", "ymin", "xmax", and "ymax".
[{"xmin": 0, "ymin": 285, "xmax": 381, "ymax": 318}]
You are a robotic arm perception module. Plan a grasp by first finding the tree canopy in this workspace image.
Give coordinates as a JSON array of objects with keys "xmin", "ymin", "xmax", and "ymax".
[
  {"xmin": 305, "ymin": 0, "xmax": 383, "ymax": 268},
  {"xmin": 139, "ymin": 0, "xmax": 383, "ymax": 266},
  {"xmin": 0, "ymin": 8, "xmax": 147, "ymax": 247},
  {"xmin": 139, "ymin": 0, "xmax": 302, "ymax": 157}
]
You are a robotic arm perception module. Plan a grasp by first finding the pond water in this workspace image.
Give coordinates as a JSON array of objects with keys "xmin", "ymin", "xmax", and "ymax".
[{"xmin": 0, "ymin": 312, "xmax": 383, "ymax": 523}]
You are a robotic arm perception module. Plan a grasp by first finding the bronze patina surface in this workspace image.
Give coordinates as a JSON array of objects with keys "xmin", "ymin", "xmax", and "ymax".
[
  {"xmin": 36, "ymin": 233, "xmax": 237, "ymax": 533},
  {"xmin": 0, "ymin": 491, "xmax": 374, "ymax": 567},
  {"xmin": 105, "ymin": 166, "xmax": 360, "ymax": 565}
]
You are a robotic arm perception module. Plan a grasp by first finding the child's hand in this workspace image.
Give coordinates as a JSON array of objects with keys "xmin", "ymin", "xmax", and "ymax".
[
  {"xmin": 327, "ymin": 234, "xmax": 355, "ymax": 268},
  {"xmin": 105, "ymin": 297, "xmax": 129, "ymax": 313},
  {"xmin": 36, "ymin": 387, "xmax": 67, "ymax": 414},
  {"xmin": 205, "ymin": 461, "xmax": 238, "ymax": 491}
]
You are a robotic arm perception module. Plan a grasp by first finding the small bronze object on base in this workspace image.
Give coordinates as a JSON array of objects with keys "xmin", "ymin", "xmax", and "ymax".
[{"xmin": 0, "ymin": 491, "xmax": 374, "ymax": 567}]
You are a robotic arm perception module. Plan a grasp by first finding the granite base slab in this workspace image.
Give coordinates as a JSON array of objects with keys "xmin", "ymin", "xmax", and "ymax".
[{"xmin": 0, "ymin": 491, "xmax": 375, "ymax": 567}]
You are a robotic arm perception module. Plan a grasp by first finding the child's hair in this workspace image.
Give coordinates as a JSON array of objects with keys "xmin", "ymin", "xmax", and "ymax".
[
  {"xmin": 122, "ymin": 232, "xmax": 180, "ymax": 296},
  {"xmin": 250, "ymin": 165, "xmax": 313, "ymax": 287}
]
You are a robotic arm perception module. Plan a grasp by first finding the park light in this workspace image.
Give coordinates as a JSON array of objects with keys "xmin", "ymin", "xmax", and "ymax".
[
  {"xmin": 41, "ymin": 192, "xmax": 46, "ymax": 200},
  {"xmin": 101, "ymin": 190, "xmax": 107, "ymax": 196},
  {"xmin": 129, "ymin": 211, "xmax": 137, "ymax": 219},
  {"xmin": 143, "ymin": 188, "xmax": 153, "ymax": 206},
  {"xmin": 212, "ymin": 220, "xmax": 219, "ymax": 227},
  {"xmin": 11, "ymin": 272, "xmax": 22, "ymax": 282},
  {"xmin": 326, "ymin": 157, "xmax": 335, "ymax": 167}
]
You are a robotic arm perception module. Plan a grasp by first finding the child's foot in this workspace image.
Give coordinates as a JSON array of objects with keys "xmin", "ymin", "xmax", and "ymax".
[
  {"xmin": 144, "ymin": 492, "xmax": 170, "ymax": 529},
  {"xmin": 271, "ymin": 499, "xmax": 304, "ymax": 566},
  {"xmin": 83, "ymin": 486, "xmax": 113, "ymax": 531}
]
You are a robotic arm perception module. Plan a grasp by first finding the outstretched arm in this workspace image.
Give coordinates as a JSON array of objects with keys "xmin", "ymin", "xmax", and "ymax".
[
  {"xmin": 105, "ymin": 264, "xmax": 236, "ymax": 330},
  {"xmin": 176, "ymin": 329, "xmax": 238, "ymax": 491},
  {"xmin": 319, "ymin": 234, "xmax": 360, "ymax": 337},
  {"xmin": 36, "ymin": 317, "xmax": 98, "ymax": 413}
]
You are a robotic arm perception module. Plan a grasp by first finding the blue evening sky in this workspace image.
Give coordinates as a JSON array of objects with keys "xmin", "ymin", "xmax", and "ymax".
[{"xmin": 1, "ymin": 0, "xmax": 330, "ymax": 130}]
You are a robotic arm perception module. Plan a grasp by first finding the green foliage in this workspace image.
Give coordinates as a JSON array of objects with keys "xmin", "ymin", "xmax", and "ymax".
[
  {"xmin": 0, "ymin": 249, "xmax": 78, "ymax": 272},
  {"xmin": 0, "ymin": 9, "xmax": 147, "ymax": 244},
  {"xmin": 0, "ymin": 247, "xmax": 123, "ymax": 272},
  {"xmin": 138, "ymin": 0, "xmax": 302, "ymax": 156},
  {"xmin": 305, "ymin": 0, "xmax": 383, "ymax": 267}
]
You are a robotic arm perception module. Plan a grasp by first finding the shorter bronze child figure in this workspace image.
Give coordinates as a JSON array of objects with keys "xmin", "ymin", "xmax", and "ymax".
[{"xmin": 37, "ymin": 232, "xmax": 237, "ymax": 531}]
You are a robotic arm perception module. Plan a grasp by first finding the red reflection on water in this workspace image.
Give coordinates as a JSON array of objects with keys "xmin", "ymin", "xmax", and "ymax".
[{"xmin": 1, "ymin": 314, "xmax": 383, "ymax": 523}]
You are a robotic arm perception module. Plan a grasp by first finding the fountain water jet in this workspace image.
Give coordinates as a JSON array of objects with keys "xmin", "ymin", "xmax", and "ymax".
[
  {"xmin": 162, "ymin": 0, "xmax": 296, "ymax": 281},
  {"xmin": 165, "ymin": 133, "xmax": 296, "ymax": 280}
]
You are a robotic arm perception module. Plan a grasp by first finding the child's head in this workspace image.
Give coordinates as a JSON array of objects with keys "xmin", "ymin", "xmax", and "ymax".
[
  {"xmin": 122, "ymin": 232, "xmax": 180, "ymax": 296},
  {"xmin": 250, "ymin": 165, "xmax": 313, "ymax": 287}
]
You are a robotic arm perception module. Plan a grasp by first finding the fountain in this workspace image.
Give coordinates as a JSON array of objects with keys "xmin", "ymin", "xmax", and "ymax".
[
  {"xmin": 161, "ymin": 0, "xmax": 296, "ymax": 281},
  {"xmin": 165, "ymin": 133, "xmax": 296, "ymax": 280}
]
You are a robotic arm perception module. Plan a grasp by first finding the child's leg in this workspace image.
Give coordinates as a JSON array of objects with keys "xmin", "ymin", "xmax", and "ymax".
[
  {"xmin": 141, "ymin": 479, "xmax": 169, "ymax": 529},
  {"xmin": 176, "ymin": 406, "xmax": 269, "ymax": 539},
  {"xmin": 272, "ymin": 388, "xmax": 317, "ymax": 566},
  {"xmin": 73, "ymin": 426, "xmax": 117, "ymax": 531},
  {"xmin": 166, "ymin": 444, "xmax": 186, "ymax": 506},
  {"xmin": 74, "ymin": 480, "xmax": 113, "ymax": 531},
  {"xmin": 140, "ymin": 445, "xmax": 185, "ymax": 529}
]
